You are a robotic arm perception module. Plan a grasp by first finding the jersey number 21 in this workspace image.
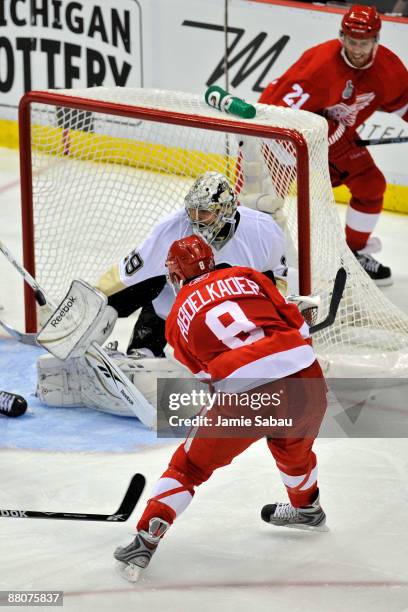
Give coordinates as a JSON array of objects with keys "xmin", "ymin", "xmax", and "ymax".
[{"xmin": 282, "ymin": 83, "xmax": 310, "ymax": 109}]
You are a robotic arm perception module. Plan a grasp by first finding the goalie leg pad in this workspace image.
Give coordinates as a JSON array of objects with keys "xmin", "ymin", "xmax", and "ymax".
[
  {"xmin": 104, "ymin": 345, "xmax": 192, "ymax": 409},
  {"xmin": 37, "ymin": 354, "xmax": 85, "ymax": 408},
  {"xmin": 36, "ymin": 349, "xmax": 192, "ymax": 417},
  {"xmin": 36, "ymin": 353, "xmax": 135, "ymax": 417}
]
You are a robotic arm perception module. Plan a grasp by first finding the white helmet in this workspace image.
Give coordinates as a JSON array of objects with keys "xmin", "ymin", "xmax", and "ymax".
[{"xmin": 184, "ymin": 172, "xmax": 238, "ymax": 249}]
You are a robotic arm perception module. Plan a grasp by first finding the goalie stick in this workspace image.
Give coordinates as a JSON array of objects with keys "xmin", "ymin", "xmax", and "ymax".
[
  {"xmin": 0, "ymin": 318, "xmax": 38, "ymax": 346},
  {"xmin": 0, "ymin": 473, "xmax": 145, "ymax": 522},
  {"xmin": 0, "ymin": 239, "xmax": 156, "ymax": 429},
  {"xmin": 309, "ymin": 267, "xmax": 347, "ymax": 334},
  {"xmin": 0, "ymin": 240, "xmax": 47, "ymax": 307}
]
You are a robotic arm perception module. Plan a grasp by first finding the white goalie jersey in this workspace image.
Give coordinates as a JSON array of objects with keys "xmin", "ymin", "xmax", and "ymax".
[{"xmin": 96, "ymin": 205, "xmax": 288, "ymax": 318}]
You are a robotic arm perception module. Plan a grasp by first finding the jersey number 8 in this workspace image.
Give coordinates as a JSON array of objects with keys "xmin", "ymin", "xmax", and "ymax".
[{"xmin": 205, "ymin": 300, "xmax": 265, "ymax": 349}]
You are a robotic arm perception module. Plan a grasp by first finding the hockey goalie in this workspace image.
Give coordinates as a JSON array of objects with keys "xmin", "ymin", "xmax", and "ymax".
[{"xmin": 36, "ymin": 169, "xmax": 293, "ymax": 422}]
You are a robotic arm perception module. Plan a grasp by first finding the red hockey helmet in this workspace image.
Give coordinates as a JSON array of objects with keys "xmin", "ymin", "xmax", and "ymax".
[
  {"xmin": 166, "ymin": 235, "xmax": 215, "ymax": 292},
  {"xmin": 341, "ymin": 5, "xmax": 381, "ymax": 40}
]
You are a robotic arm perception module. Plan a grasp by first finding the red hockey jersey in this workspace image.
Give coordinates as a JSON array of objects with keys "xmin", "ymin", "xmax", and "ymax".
[
  {"xmin": 165, "ymin": 267, "xmax": 315, "ymax": 384},
  {"xmin": 259, "ymin": 40, "xmax": 408, "ymax": 134}
]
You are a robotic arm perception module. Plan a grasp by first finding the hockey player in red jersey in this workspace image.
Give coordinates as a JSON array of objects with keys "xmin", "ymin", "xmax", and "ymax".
[
  {"xmin": 114, "ymin": 235, "xmax": 328, "ymax": 582},
  {"xmin": 259, "ymin": 5, "xmax": 408, "ymax": 286}
]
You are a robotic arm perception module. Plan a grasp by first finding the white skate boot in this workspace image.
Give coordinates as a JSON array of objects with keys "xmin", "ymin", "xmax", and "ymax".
[{"xmin": 114, "ymin": 517, "xmax": 169, "ymax": 582}]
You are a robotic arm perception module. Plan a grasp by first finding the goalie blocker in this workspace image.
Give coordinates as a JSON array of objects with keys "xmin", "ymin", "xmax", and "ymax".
[{"xmin": 36, "ymin": 279, "xmax": 118, "ymax": 359}]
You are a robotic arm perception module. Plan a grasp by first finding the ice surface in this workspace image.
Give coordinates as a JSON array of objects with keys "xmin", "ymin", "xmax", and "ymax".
[{"xmin": 1, "ymin": 147, "xmax": 407, "ymax": 612}]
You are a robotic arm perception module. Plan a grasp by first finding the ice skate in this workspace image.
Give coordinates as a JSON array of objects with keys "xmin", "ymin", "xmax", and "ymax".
[
  {"xmin": 114, "ymin": 517, "xmax": 169, "ymax": 582},
  {"xmin": 261, "ymin": 490, "xmax": 327, "ymax": 532},
  {"xmin": 354, "ymin": 251, "xmax": 392, "ymax": 287}
]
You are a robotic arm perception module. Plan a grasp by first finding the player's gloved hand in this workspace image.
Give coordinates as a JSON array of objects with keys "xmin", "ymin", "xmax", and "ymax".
[{"xmin": 327, "ymin": 120, "xmax": 357, "ymax": 161}]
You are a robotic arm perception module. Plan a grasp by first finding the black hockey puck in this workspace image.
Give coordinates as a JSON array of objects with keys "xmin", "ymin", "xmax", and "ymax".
[{"xmin": 0, "ymin": 391, "xmax": 27, "ymax": 417}]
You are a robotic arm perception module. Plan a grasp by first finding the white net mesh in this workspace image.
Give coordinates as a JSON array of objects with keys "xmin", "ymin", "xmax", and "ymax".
[{"xmin": 25, "ymin": 87, "xmax": 408, "ymax": 376}]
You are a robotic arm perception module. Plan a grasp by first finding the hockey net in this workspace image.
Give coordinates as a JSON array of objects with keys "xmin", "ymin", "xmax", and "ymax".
[{"xmin": 19, "ymin": 87, "xmax": 408, "ymax": 377}]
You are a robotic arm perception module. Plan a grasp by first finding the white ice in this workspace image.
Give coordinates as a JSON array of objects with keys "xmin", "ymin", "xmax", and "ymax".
[{"xmin": 1, "ymin": 147, "xmax": 408, "ymax": 612}]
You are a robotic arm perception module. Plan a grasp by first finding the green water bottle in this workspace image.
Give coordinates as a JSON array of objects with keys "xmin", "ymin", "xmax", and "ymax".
[{"xmin": 205, "ymin": 85, "xmax": 256, "ymax": 119}]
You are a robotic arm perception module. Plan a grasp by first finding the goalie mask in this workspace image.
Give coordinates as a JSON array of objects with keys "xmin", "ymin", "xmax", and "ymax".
[
  {"xmin": 166, "ymin": 235, "xmax": 215, "ymax": 293},
  {"xmin": 184, "ymin": 171, "xmax": 238, "ymax": 250}
]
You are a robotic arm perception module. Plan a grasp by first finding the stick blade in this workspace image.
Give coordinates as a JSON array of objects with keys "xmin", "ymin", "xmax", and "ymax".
[
  {"xmin": 328, "ymin": 267, "xmax": 347, "ymax": 316},
  {"xmin": 309, "ymin": 267, "xmax": 347, "ymax": 334},
  {"xmin": 114, "ymin": 473, "xmax": 146, "ymax": 520},
  {"xmin": 34, "ymin": 289, "xmax": 47, "ymax": 307},
  {"xmin": 0, "ymin": 473, "xmax": 146, "ymax": 522},
  {"xmin": 0, "ymin": 319, "xmax": 39, "ymax": 346}
]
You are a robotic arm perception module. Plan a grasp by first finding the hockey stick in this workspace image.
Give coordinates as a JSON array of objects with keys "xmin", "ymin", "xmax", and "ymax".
[
  {"xmin": 0, "ymin": 473, "xmax": 145, "ymax": 521},
  {"xmin": 0, "ymin": 240, "xmax": 47, "ymax": 307},
  {"xmin": 0, "ymin": 239, "xmax": 156, "ymax": 429},
  {"xmin": 0, "ymin": 318, "xmax": 38, "ymax": 346},
  {"xmin": 309, "ymin": 267, "xmax": 347, "ymax": 334},
  {"xmin": 356, "ymin": 136, "xmax": 408, "ymax": 147}
]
